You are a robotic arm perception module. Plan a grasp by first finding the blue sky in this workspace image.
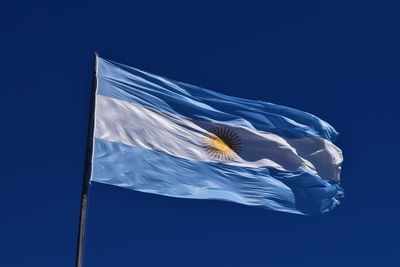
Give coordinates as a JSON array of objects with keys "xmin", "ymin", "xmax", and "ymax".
[{"xmin": 2, "ymin": 1, "xmax": 400, "ymax": 266}]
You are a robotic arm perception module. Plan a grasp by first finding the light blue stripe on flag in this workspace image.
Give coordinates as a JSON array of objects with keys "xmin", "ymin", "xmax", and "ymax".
[
  {"xmin": 97, "ymin": 57, "xmax": 338, "ymax": 141},
  {"xmin": 91, "ymin": 55, "xmax": 344, "ymax": 215},
  {"xmin": 93, "ymin": 138, "xmax": 342, "ymax": 215}
]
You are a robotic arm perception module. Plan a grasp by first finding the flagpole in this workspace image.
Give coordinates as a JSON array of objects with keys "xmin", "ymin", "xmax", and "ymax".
[{"xmin": 75, "ymin": 52, "xmax": 98, "ymax": 267}]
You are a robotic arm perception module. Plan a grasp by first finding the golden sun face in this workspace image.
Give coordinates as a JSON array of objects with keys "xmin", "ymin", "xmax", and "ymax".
[{"xmin": 202, "ymin": 127, "xmax": 241, "ymax": 161}]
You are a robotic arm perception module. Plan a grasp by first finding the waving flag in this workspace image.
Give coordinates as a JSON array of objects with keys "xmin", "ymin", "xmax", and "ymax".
[{"xmin": 90, "ymin": 55, "xmax": 343, "ymax": 215}]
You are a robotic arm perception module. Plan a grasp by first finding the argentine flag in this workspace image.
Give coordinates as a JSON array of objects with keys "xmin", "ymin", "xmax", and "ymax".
[{"xmin": 90, "ymin": 55, "xmax": 343, "ymax": 215}]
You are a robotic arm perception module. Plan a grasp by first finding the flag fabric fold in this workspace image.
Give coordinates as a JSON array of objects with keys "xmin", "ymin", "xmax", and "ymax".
[{"xmin": 90, "ymin": 55, "xmax": 344, "ymax": 215}]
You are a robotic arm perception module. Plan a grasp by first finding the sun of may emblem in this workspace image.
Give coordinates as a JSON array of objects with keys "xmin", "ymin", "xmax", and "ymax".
[{"xmin": 202, "ymin": 127, "xmax": 242, "ymax": 161}]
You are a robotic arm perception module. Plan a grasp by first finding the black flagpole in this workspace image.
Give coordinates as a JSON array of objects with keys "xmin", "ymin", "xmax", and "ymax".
[{"xmin": 75, "ymin": 52, "xmax": 98, "ymax": 267}]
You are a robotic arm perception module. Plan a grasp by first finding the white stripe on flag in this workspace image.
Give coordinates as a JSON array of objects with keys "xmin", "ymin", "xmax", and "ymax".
[{"xmin": 94, "ymin": 95, "xmax": 342, "ymax": 181}]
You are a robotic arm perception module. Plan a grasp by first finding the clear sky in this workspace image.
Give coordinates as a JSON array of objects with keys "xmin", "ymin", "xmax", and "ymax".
[{"xmin": 2, "ymin": 1, "xmax": 400, "ymax": 266}]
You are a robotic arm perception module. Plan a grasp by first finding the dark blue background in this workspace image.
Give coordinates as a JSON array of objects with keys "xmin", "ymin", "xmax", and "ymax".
[{"xmin": 2, "ymin": 1, "xmax": 399, "ymax": 266}]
